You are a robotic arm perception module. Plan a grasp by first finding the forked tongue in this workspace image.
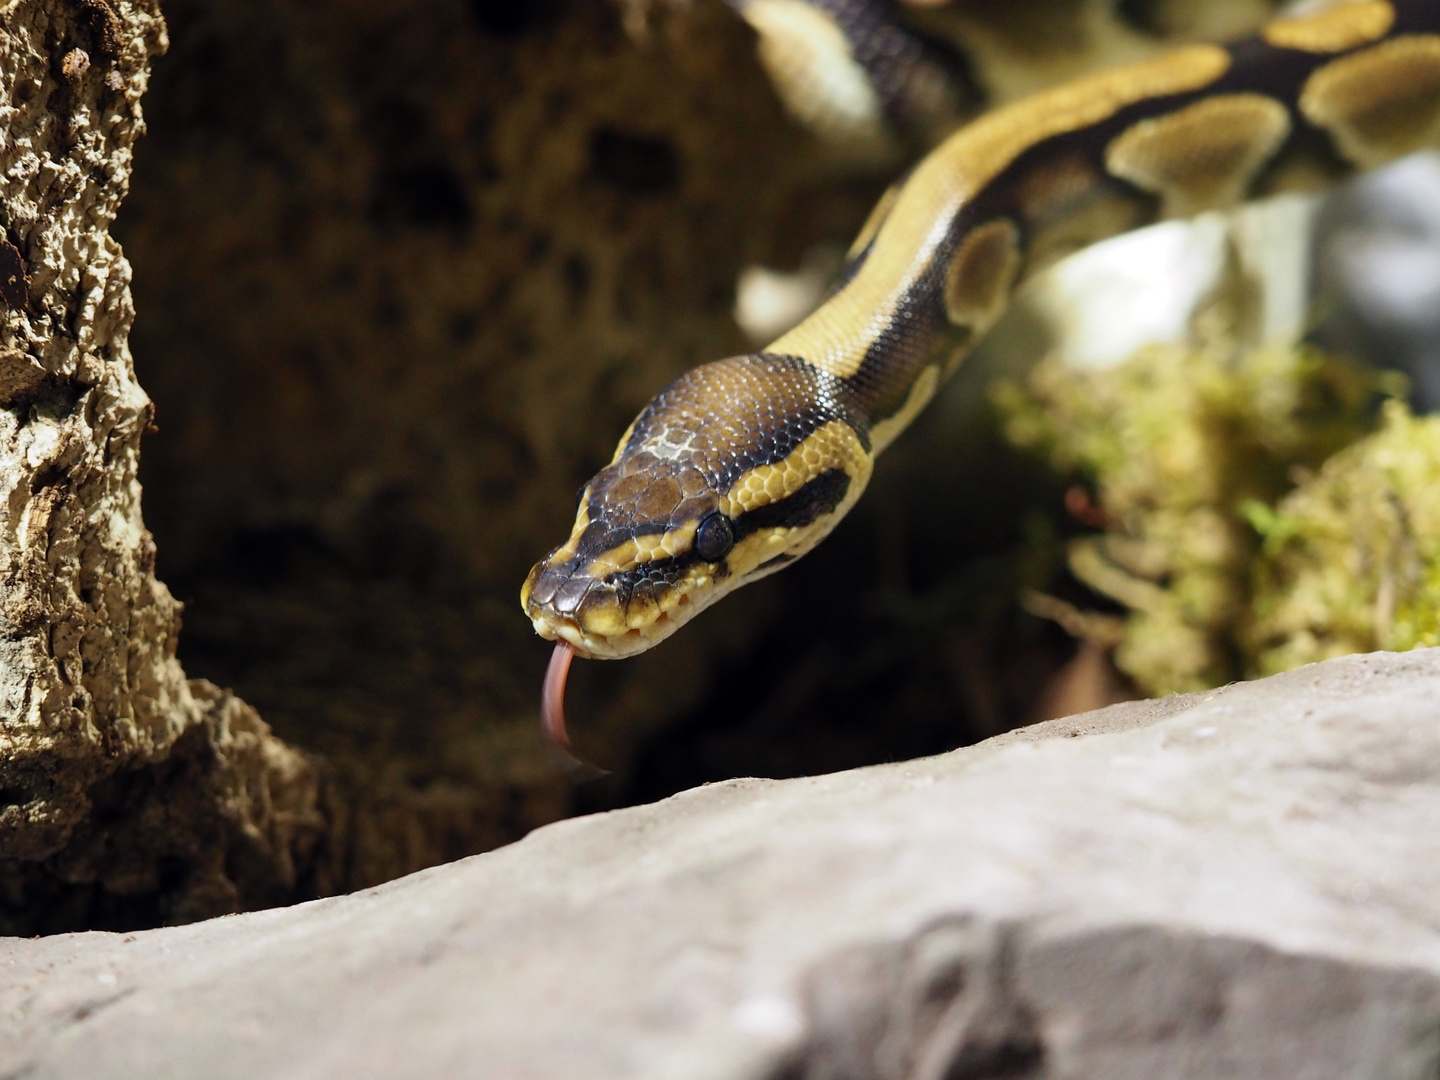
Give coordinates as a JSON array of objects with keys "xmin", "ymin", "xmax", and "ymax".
[{"xmin": 541, "ymin": 641, "xmax": 609, "ymax": 780}]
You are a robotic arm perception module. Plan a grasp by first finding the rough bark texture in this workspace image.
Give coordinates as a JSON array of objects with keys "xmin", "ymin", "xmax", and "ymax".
[
  {"xmin": 0, "ymin": 0, "xmax": 323, "ymax": 933},
  {"xmin": 4, "ymin": 650, "xmax": 1440, "ymax": 1079}
]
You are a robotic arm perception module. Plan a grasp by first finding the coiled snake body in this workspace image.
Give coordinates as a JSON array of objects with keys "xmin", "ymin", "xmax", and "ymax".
[{"xmin": 522, "ymin": 0, "xmax": 1440, "ymax": 747}]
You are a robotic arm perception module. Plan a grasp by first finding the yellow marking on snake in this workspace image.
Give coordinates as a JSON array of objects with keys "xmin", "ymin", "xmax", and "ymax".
[
  {"xmin": 719, "ymin": 419, "xmax": 869, "ymax": 517},
  {"xmin": 768, "ymin": 45, "xmax": 1231, "ymax": 379},
  {"xmin": 1105, "ymin": 94, "xmax": 1293, "ymax": 217},
  {"xmin": 725, "ymin": 442, "xmax": 872, "ymax": 574},
  {"xmin": 1301, "ymin": 34, "xmax": 1440, "ymax": 167},
  {"xmin": 607, "ymin": 416, "xmax": 640, "ymax": 464},
  {"xmin": 847, "ymin": 181, "xmax": 903, "ymax": 261},
  {"xmin": 944, "ymin": 218, "xmax": 1022, "ymax": 330},
  {"xmin": 546, "ymin": 501, "xmax": 591, "ymax": 565},
  {"xmin": 739, "ymin": 0, "xmax": 889, "ymax": 147},
  {"xmin": 869, "ymin": 364, "xmax": 940, "ymax": 455},
  {"xmin": 579, "ymin": 524, "xmax": 702, "ymax": 581},
  {"xmin": 1263, "ymin": 1, "xmax": 1395, "ymax": 54}
]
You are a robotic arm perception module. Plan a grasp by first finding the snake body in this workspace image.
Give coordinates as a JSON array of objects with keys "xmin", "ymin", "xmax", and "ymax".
[{"xmin": 524, "ymin": 0, "xmax": 1440, "ymax": 663}]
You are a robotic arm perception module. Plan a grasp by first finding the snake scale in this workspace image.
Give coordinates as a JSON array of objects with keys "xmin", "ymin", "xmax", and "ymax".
[{"xmin": 522, "ymin": 0, "xmax": 1440, "ymax": 750}]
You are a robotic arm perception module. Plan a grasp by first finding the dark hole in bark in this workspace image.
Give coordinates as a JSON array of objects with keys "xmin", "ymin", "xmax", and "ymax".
[
  {"xmin": 0, "ymin": 239, "xmax": 28, "ymax": 309},
  {"xmin": 374, "ymin": 163, "xmax": 472, "ymax": 229},
  {"xmin": 588, "ymin": 128, "xmax": 682, "ymax": 196},
  {"xmin": 563, "ymin": 254, "xmax": 591, "ymax": 305},
  {"xmin": 469, "ymin": 0, "xmax": 569, "ymax": 37}
]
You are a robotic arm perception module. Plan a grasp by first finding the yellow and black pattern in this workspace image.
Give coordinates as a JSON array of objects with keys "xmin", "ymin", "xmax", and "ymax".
[
  {"xmin": 723, "ymin": 0, "xmax": 976, "ymax": 150},
  {"xmin": 524, "ymin": 0, "xmax": 1440, "ymax": 660}
]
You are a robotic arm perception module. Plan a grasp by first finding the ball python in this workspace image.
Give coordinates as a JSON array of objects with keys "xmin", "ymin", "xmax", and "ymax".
[{"xmin": 523, "ymin": 0, "xmax": 1440, "ymax": 754}]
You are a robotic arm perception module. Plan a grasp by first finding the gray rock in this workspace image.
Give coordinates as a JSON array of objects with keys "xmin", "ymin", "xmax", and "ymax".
[{"xmin": 4, "ymin": 649, "xmax": 1440, "ymax": 1079}]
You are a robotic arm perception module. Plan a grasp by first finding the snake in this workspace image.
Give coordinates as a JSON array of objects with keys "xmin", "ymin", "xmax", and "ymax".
[{"xmin": 522, "ymin": 0, "xmax": 1440, "ymax": 754}]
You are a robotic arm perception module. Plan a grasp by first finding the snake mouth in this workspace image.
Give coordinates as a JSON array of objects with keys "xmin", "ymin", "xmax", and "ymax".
[
  {"xmin": 526, "ymin": 596, "xmax": 696, "ymax": 660},
  {"xmin": 527, "ymin": 609, "xmax": 681, "ymax": 660},
  {"xmin": 522, "ymin": 556, "xmax": 705, "ymax": 659},
  {"xmin": 524, "ymin": 517, "xmax": 839, "ymax": 659}
]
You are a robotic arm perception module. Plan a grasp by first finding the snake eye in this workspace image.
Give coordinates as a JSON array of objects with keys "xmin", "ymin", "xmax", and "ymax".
[{"xmin": 694, "ymin": 512, "xmax": 734, "ymax": 562}]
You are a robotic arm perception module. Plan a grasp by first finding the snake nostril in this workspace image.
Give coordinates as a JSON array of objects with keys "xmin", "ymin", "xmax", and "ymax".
[
  {"xmin": 528, "ymin": 564, "xmax": 568, "ymax": 608},
  {"xmin": 553, "ymin": 575, "xmax": 592, "ymax": 615}
]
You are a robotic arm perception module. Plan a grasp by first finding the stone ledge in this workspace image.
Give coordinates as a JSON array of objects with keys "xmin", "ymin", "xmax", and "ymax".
[{"xmin": 3, "ymin": 649, "xmax": 1439, "ymax": 1079}]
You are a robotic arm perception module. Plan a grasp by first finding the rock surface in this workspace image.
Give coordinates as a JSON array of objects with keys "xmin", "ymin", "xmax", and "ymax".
[{"xmin": 4, "ymin": 649, "xmax": 1440, "ymax": 1078}]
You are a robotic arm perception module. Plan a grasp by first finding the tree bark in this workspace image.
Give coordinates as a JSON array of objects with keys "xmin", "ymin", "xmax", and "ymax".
[{"xmin": 0, "ymin": 0, "xmax": 324, "ymax": 933}]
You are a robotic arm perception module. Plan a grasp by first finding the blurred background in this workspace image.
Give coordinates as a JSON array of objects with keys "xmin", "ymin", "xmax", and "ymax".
[{"xmin": 110, "ymin": 0, "xmax": 1440, "ymax": 897}]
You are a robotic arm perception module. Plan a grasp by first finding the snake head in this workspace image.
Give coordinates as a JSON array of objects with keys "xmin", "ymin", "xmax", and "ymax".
[{"xmin": 522, "ymin": 353, "xmax": 873, "ymax": 659}]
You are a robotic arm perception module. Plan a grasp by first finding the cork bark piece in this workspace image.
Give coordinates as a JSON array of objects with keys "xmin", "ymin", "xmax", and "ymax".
[{"xmin": 0, "ymin": 0, "xmax": 325, "ymax": 932}]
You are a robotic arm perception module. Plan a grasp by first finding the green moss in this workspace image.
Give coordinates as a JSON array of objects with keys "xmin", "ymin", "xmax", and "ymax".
[
  {"xmin": 994, "ymin": 340, "xmax": 1397, "ymax": 695},
  {"xmin": 1246, "ymin": 400, "xmax": 1440, "ymax": 674}
]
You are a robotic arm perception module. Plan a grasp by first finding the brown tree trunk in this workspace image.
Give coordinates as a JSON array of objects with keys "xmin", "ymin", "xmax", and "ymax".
[{"xmin": 0, "ymin": 0, "xmax": 324, "ymax": 933}]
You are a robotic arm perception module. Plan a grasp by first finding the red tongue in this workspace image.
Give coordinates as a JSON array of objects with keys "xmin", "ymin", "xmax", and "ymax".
[
  {"xmin": 541, "ymin": 640, "xmax": 577, "ymax": 750},
  {"xmin": 541, "ymin": 641, "xmax": 609, "ymax": 779}
]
